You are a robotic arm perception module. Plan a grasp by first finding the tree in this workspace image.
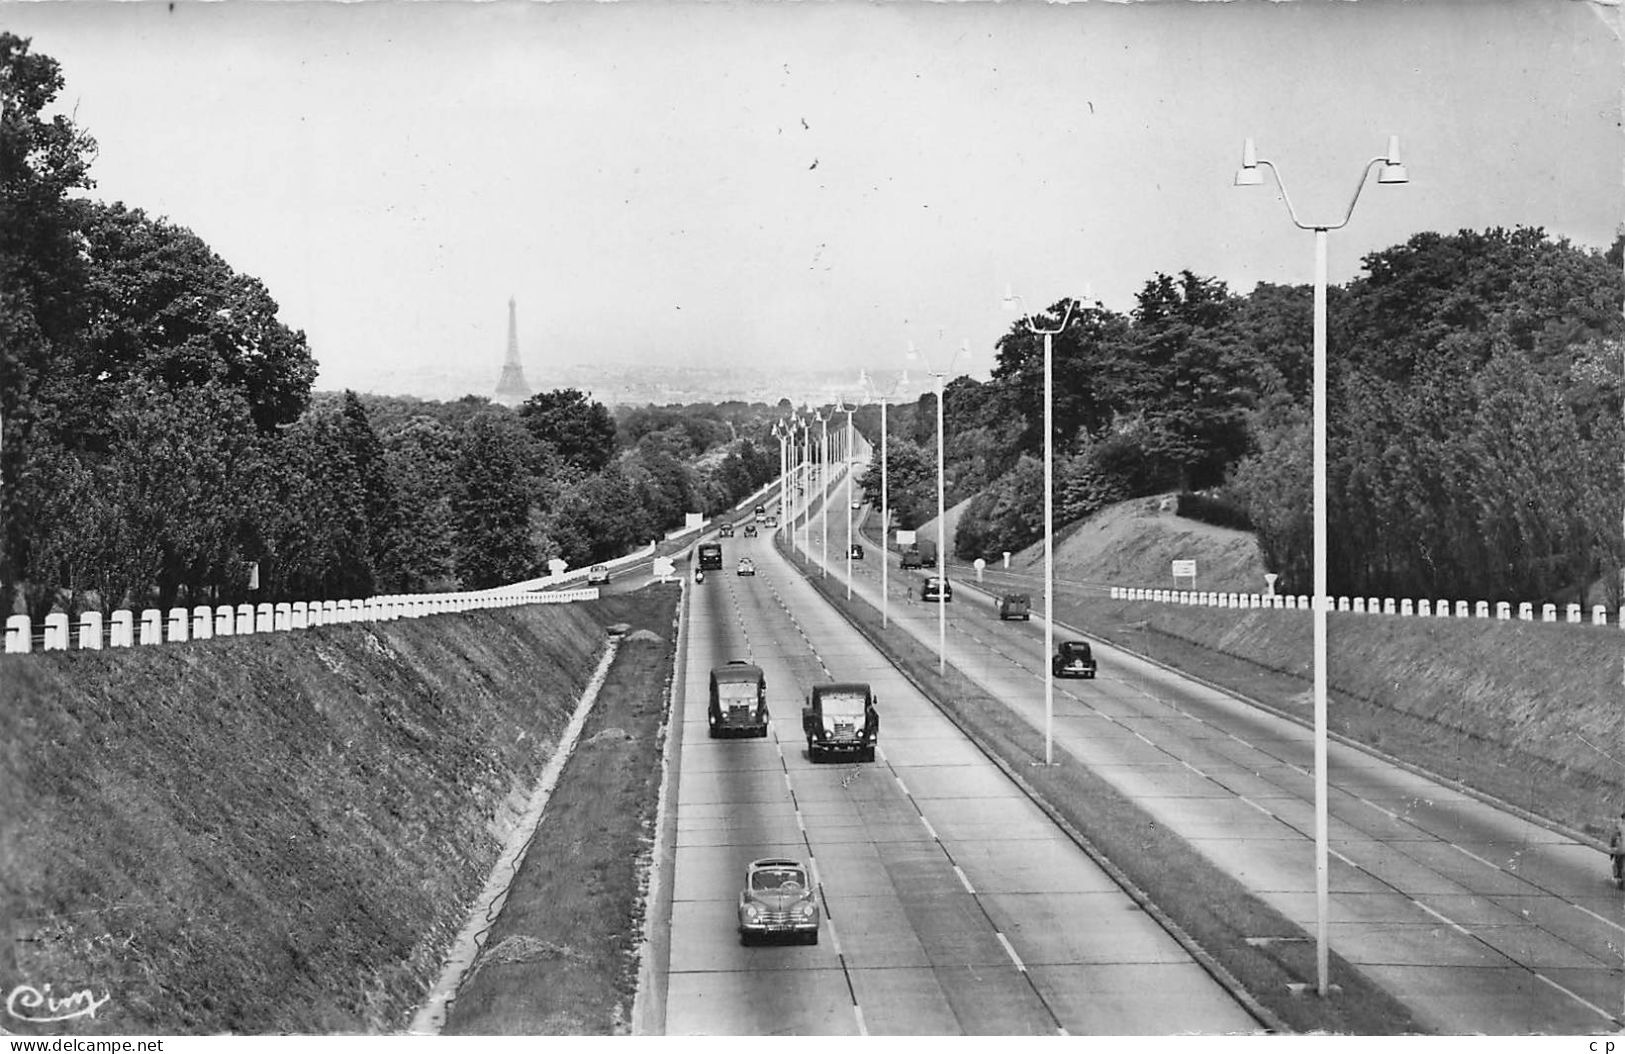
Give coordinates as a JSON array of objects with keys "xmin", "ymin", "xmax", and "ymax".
[
  {"xmin": 383, "ymin": 416, "xmax": 461, "ymax": 592},
  {"xmin": 518, "ymin": 388, "xmax": 617, "ymax": 475},
  {"xmin": 338, "ymin": 391, "xmax": 404, "ymax": 591},
  {"xmin": 451, "ymin": 413, "xmax": 537, "ymax": 589}
]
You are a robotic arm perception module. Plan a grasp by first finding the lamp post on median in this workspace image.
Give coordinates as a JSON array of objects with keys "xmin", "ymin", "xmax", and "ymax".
[
  {"xmin": 908, "ymin": 337, "xmax": 973, "ymax": 675},
  {"xmin": 861, "ymin": 369, "xmax": 908, "ymax": 628},
  {"xmin": 816, "ymin": 408, "xmax": 830, "ymax": 576},
  {"xmin": 836, "ymin": 396, "xmax": 858, "ymax": 598},
  {"xmin": 1235, "ymin": 134, "xmax": 1408, "ymax": 998},
  {"xmin": 1003, "ymin": 289, "xmax": 1089, "ymax": 767}
]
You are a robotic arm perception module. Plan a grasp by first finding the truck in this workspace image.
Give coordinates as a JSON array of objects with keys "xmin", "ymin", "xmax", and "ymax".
[
  {"xmin": 900, "ymin": 539, "xmax": 937, "ymax": 570},
  {"xmin": 709, "ymin": 660, "xmax": 769, "ymax": 738},
  {"xmin": 697, "ymin": 541, "xmax": 724, "ymax": 571},
  {"xmin": 801, "ymin": 682, "xmax": 879, "ymax": 763}
]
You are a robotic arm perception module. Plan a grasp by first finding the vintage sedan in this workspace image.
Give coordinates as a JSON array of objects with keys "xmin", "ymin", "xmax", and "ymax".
[
  {"xmin": 743, "ymin": 523, "xmax": 759, "ymax": 538},
  {"xmin": 1052, "ymin": 639, "xmax": 1098, "ymax": 679},
  {"xmin": 921, "ymin": 576, "xmax": 953, "ymax": 603},
  {"xmin": 737, "ymin": 858, "xmax": 820, "ymax": 945},
  {"xmin": 737, "ymin": 557, "xmax": 757, "ymax": 576},
  {"xmin": 586, "ymin": 564, "xmax": 611, "ymax": 586},
  {"xmin": 849, "ymin": 543, "xmax": 865, "ymax": 560}
]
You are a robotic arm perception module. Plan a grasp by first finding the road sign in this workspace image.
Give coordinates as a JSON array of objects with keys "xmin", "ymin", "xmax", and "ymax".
[
  {"xmin": 973, "ymin": 557, "xmax": 986, "ymax": 582},
  {"xmin": 1172, "ymin": 560, "xmax": 1197, "ymax": 577},
  {"xmin": 653, "ymin": 557, "xmax": 675, "ymax": 581},
  {"xmin": 896, "ymin": 529, "xmax": 917, "ymax": 545}
]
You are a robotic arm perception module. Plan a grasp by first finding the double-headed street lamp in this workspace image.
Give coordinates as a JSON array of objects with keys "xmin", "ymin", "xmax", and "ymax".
[
  {"xmin": 861, "ymin": 369, "xmax": 908, "ymax": 627},
  {"xmin": 908, "ymin": 337, "xmax": 972, "ymax": 674},
  {"xmin": 1235, "ymin": 134, "xmax": 1407, "ymax": 999},
  {"xmin": 1002, "ymin": 290, "xmax": 1087, "ymax": 767}
]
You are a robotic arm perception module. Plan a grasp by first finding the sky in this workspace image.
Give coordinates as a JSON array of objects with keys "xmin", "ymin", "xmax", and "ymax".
[{"xmin": 4, "ymin": 0, "xmax": 1621, "ymax": 400}]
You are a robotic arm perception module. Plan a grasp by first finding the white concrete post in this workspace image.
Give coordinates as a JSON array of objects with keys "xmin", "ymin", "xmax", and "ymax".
[
  {"xmin": 236, "ymin": 603, "xmax": 254, "ymax": 634},
  {"xmin": 1517, "ymin": 601, "xmax": 1532, "ymax": 620},
  {"xmin": 1418, "ymin": 600, "xmax": 1431, "ymax": 617},
  {"xmin": 111, "ymin": 611, "xmax": 135, "ymax": 647},
  {"xmin": 256, "ymin": 603, "xmax": 274, "ymax": 632},
  {"xmin": 1542, "ymin": 603, "xmax": 1557, "ymax": 622},
  {"xmin": 1474, "ymin": 601, "xmax": 1488, "ymax": 619},
  {"xmin": 169, "ymin": 608, "xmax": 190, "ymax": 642},
  {"xmin": 1454, "ymin": 601, "xmax": 1469, "ymax": 618},
  {"xmin": 1434, "ymin": 600, "xmax": 1449, "ymax": 618},
  {"xmin": 77, "ymin": 611, "xmax": 103, "ymax": 649},
  {"xmin": 1496, "ymin": 601, "xmax": 1510, "ymax": 620},
  {"xmin": 1592, "ymin": 605, "xmax": 1607, "ymax": 626},
  {"xmin": 323, "ymin": 600, "xmax": 338, "ymax": 622},
  {"xmin": 5, "ymin": 614, "xmax": 31, "ymax": 654},
  {"xmin": 275, "ymin": 603, "xmax": 292, "ymax": 631},
  {"xmin": 44, "ymin": 613, "xmax": 69, "ymax": 650},
  {"xmin": 1296, "ymin": 595, "xmax": 1309, "ymax": 610},
  {"xmin": 1565, "ymin": 603, "xmax": 1581, "ymax": 624},
  {"xmin": 139, "ymin": 609, "xmax": 162, "ymax": 645},
  {"xmin": 212, "ymin": 605, "xmax": 232, "ymax": 636},
  {"xmin": 1400, "ymin": 599, "xmax": 1413, "ymax": 616},
  {"xmin": 1352, "ymin": 598, "xmax": 1365, "ymax": 614}
]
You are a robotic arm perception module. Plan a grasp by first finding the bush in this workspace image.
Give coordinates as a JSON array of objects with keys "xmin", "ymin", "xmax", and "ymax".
[{"xmin": 1174, "ymin": 491, "xmax": 1254, "ymax": 531}]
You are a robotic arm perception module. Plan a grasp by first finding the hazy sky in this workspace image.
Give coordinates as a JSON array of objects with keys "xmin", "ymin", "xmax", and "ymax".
[{"xmin": 5, "ymin": 0, "xmax": 1621, "ymax": 397}]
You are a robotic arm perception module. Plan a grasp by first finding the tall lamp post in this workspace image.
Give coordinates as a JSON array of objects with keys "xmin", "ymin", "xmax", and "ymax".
[
  {"xmin": 817, "ymin": 409, "xmax": 830, "ymax": 576},
  {"xmin": 1235, "ymin": 135, "xmax": 1407, "ymax": 998},
  {"xmin": 861, "ymin": 370, "xmax": 908, "ymax": 627},
  {"xmin": 908, "ymin": 338, "xmax": 972, "ymax": 674},
  {"xmin": 796, "ymin": 413, "xmax": 811, "ymax": 561},
  {"xmin": 836, "ymin": 397, "xmax": 858, "ymax": 597},
  {"xmin": 772, "ymin": 419, "xmax": 791, "ymax": 543},
  {"xmin": 1002, "ymin": 290, "xmax": 1085, "ymax": 767}
]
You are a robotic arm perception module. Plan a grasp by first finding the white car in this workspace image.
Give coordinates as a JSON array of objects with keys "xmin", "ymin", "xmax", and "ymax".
[
  {"xmin": 586, "ymin": 565, "xmax": 611, "ymax": 585},
  {"xmin": 737, "ymin": 558, "xmax": 756, "ymax": 577}
]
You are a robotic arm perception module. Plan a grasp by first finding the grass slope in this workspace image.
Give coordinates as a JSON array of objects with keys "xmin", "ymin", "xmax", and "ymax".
[{"xmin": 0, "ymin": 588, "xmax": 677, "ymax": 1036}]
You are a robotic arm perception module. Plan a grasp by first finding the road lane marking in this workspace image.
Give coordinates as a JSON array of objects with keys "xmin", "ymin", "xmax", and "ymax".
[
  {"xmin": 995, "ymin": 932, "xmax": 1027, "ymax": 972},
  {"xmin": 1411, "ymin": 898, "xmax": 1473, "ymax": 937},
  {"xmin": 894, "ymin": 776, "xmax": 909, "ymax": 796},
  {"xmin": 852, "ymin": 1004, "xmax": 868, "ymax": 1037},
  {"xmin": 1451, "ymin": 844, "xmax": 1500, "ymax": 870},
  {"xmin": 920, "ymin": 815, "xmax": 939, "ymax": 840},
  {"xmin": 954, "ymin": 865, "xmax": 975, "ymax": 894},
  {"xmin": 1572, "ymin": 903, "xmax": 1625, "ymax": 935},
  {"xmin": 1238, "ymin": 796, "xmax": 1274, "ymax": 817},
  {"xmin": 1533, "ymin": 971, "xmax": 1619, "ymax": 1024}
]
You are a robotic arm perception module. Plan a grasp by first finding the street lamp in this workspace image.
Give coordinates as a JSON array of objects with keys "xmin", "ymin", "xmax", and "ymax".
[
  {"xmin": 1002, "ymin": 289, "xmax": 1087, "ymax": 767},
  {"xmin": 772, "ymin": 419, "xmax": 791, "ymax": 543},
  {"xmin": 908, "ymin": 337, "xmax": 973, "ymax": 674},
  {"xmin": 816, "ymin": 409, "xmax": 830, "ymax": 576},
  {"xmin": 835, "ymin": 396, "xmax": 858, "ymax": 598},
  {"xmin": 1235, "ymin": 134, "xmax": 1407, "ymax": 998},
  {"xmin": 861, "ymin": 369, "xmax": 908, "ymax": 627}
]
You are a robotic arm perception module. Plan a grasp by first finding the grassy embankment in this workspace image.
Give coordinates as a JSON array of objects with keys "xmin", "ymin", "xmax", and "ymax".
[{"xmin": 0, "ymin": 587, "xmax": 677, "ymax": 1035}]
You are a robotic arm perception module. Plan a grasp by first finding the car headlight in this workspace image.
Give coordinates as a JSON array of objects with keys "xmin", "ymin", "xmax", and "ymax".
[
  {"xmin": 743, "ymin": 905, "xmax": 760, "ymax": 921},
  {"xmin": 796, "ymin": 903, "xmax": 815, "ymax": 918}
]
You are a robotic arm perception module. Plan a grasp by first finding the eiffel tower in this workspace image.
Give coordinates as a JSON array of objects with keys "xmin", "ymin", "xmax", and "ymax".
[{"xmin": 493, "ymin": 296, "xmax": 532, "ymax": 406}]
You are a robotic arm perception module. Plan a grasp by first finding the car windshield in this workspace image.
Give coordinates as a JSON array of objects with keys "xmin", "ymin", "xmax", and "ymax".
[
  {"xmin": 750, "ymin": 867, "xmax": 806, "ymax": 892},
  {"xmin": 819, "ymin": 689, "xmax": 868, "ymax": 722},
  {"xmin": 1063, "ymin": 643, "xmax": 1092, "ymax": 659},
  {"xmin": 717, "ymin": 682, "xmax": 757, "ymax": 704}
]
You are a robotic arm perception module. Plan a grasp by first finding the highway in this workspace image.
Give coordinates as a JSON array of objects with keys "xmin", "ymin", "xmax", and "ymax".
[
  {"xmin": 783, "ymin": 482, "xmax": 1625, "ymax": 1034},
  {"xmin": 658, "ymin": 520, "xmax": 1264, "ymax": 1035}
]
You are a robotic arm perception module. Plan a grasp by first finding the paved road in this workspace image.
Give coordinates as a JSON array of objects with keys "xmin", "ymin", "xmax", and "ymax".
[
  {"xmin": 661, "ymin": 526, "xmax": 1263, "ymax": 1035},
  {"xmin": 796, "ymin": 492, "xmax": 1625, "ymax": 1034}
]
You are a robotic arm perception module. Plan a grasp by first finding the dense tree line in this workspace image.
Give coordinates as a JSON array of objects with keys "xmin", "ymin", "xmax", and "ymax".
[
  {"xmin": 0, "ymin": 36, "xmax": 783, "ymax": 617},
  {"xmin": 937, "ymin": 230, "xmax": 1622, "ymax": 605}
]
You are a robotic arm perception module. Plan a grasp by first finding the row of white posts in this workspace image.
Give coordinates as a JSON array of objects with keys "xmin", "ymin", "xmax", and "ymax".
[
  {"xmin": 3, "ymin": 589, "xmax": 601, "ymax": 655},
  {"xmin": 1109, "ymin": 587, "xmax": 1625, "ymax": 627}
]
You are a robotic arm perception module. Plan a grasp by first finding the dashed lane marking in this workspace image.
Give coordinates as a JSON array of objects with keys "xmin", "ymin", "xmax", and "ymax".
[{"xmin": 995, "ymin": 932, "xmax": 1027, "ymax": 973}]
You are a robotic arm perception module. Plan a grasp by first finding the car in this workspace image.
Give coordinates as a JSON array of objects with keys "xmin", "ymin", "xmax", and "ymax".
[
  {"xmin": 996, "ymin": 593, "xmax": 1031, "ymax": 620},
  {"xmin": 764, "ymin": 515, "xmax": 778, "ymax": 528},
  {"xmin": 586, "ymin": 565, "xmax": 611, "ymax": 586},
  {"xmin": 849, "ymin": 543, "xmax": 864, "ymax": 560},
  {"xmin": 737, "ymin": 558, "xmax": 756, "ymax": 576},
  {"xmin": 737, "ymin": 858, "xmax": 819, "ymax": 945},
  {"xmin": 850, "ymin": 500, "xmax": 862, "ymax": 510},
  {"xmin": 718, "ymin": 523, "xmax": 735, "ymax": 538},
  {"xmin": 708, "ymin": 660, "xmax": 769, "ymax": 738},
  {"xmin": 743, "ymin": 523, "xmax": 758, "ymax": 538},
  {"xmin": 754, "ymin": 505, "xmax": 766, "ymax": 521},
  {"xmin": 802, "ymin": 682, "xmax": 879, "ymax": 763},
  {"xmin": 921, "ymin": 576, "xmax": 952, "ymax": 603},
  {"xmin": 1053, "ymin": 639, "xmax": 1098, "ymax": 679}
]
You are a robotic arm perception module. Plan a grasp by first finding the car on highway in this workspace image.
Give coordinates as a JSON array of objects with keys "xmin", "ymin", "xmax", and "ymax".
[
  {"xmin": 737, "ymin": 558, "xmax": 756, "ymax": 576},
  {"xmin": 850, "ymin": 500, "xmax": 861, "ymax": 510},
  {"xmin": 754, "ymin": 504, "xmax": 766, "ymax": 521},
  {"xmin": 737, "ymin": 858, "xmax": 819, "ymax": 945},
  {"xmin": 996, "ymin": 593, "xmax": 1030, "ymax": 620},
  {"xmin": 586, "ymin": 565, "xmax": 611, "ymax": 586},
  {"xmin": 718, "ymin": 523, "xmax": 735, "ymax": 538},
  {"xmin": 708, "ymin": 660, "xmax": 769, "ymax": 738},
  {"xmin": 743, "ymin": 523, "xmax": 758, "ymax": 538},
  {"xmin": 921, "ymin": 576, "xmax": 952, "ymax": 603},
  {"xmin": 764, "ymin": 515, "xmax": 778, "ymax": 528},
  {"xmin": 802, "ymin": 682, "xmax": 878, "ymax": 763},
  {"xmin": 1052, "ymin": 639, "xmax": 1098, "ymax": 679},
  {"xmin": 849, "ymin": 543, "xmax": 864, "ymax": 560}
]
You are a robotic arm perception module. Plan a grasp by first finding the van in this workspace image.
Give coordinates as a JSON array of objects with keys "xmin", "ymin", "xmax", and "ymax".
[
  {"xmin": 709, "ymin": 661, "xmax": 769, "ymax": 738},
  {"xmin": 996, "ymin": 593, "xmax": 1030, "ymax": 620}
]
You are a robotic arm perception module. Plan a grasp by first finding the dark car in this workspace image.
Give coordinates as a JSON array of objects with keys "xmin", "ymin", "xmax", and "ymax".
[
  {"xmin": 1052, "ymin": 639, "xmax": 1098, "ymax": 679},
  {"xmin": 802, "ymin": 682, "xmax": 878, "ymax": 763},
  {"xmin": 738, "ymin": 858, "xmax": 819, "ymax": 945},
  {"xmin": 996, "ymin": 593, "xmax": 1030, "ymax": 620},
  {"xmin": 743, "ymin": 523, "xmax": 759, "ymax": 538},
  {"xmin": 709, "ymin": 660, "xmax": 769, "ymax": 738},
  {"xmin": 718, "ymin": 523, "xmax": 735, "ymax": 538},
  {"xmin": 921, "ymin": 576, "xmax": 952, "ymax": 603},
  {"xmin": 849, "ymin": 544, "xmax": 865, "ymax": 560}
]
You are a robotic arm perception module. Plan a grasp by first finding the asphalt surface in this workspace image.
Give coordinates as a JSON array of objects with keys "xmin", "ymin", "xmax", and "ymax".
[
  {"xmin": 793, "ymin": 478, "xmax": 1625, "ymax": 1034},
  {"xmin": 661, "ymin": 522, "xmax": 1263, "ymax": 1035}
]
